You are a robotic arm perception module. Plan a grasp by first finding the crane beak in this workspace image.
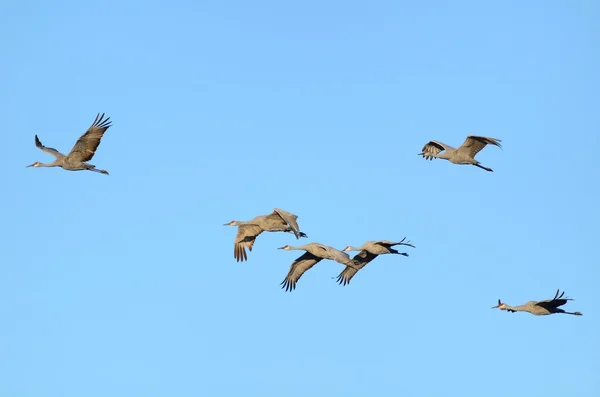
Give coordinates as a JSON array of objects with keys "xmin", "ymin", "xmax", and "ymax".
[
  {"xmin": 277, "ymin": 246, "xmax": 286, "ymax": 250},
  {"xmin": 490, "ymin": 305, "xmax": 500, "ymax": 309}
]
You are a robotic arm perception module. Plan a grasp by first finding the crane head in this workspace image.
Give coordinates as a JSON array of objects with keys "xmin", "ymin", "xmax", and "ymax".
[
  {"xmin": 223, "ymin": 221, "xmax": 238, "ymax": 226},
  {"xmin": 278, "ymin": 245, "xmax": 292, "ymax": 250},
  {"xmin": 342, "ymin": 246, "xmax": 352, "ymax": 252},
  {"xmin": 491, "ymin": 299, "xmax": 507, "ymax": 310},
  {"xmin": 26, "ymin": 162, "xmax": 41, "ymax": 168}
]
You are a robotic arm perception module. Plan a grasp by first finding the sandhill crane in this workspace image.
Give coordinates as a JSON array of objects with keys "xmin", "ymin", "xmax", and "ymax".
[
  {"xmin": 491, "ymin": 289, "xmax": 582, "ymax": 316},
  {"xmin": 27, "ymin": 113, "xmax": 112, "ymax": 175},
  {"xmin": 419, "ymin": 135, "xmax": 501, "ymax": 172},
  {"xmin": 224, "ymin": 208, "xmax": 307, "ymax": 262},
  {"xmin": 336, "ymin": 238, "xmax": 415, "ymax": 286},
  {"xmin": 278, "ymin": 243, "xmax": 360, "ymax": 292}
]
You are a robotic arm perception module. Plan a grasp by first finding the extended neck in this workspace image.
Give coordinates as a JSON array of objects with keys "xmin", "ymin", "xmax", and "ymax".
[
  {"xmin": 504, "ymin": 304, "xmax": 526, "ymax": 312},
  {"xmin": 32, "ymin": 162, "xmax": 58, "ymax": 168}
]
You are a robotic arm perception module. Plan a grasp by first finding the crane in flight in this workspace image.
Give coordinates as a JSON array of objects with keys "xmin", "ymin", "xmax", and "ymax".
[
  {"xmin": 278, "ymin": 243, "xmax": 360, "ymax": 292},
  {"xmin": 336, "ymin": 238, "xmax": 415, "ymax": 286},
  {"xmin": 491, "ymin": 289, "xmax": 582, "ymax": 316},
  {"xmin": 419, "ymin": 135, "xmax": 501, "ymax": 172},
  {"xmin": 27, "ymin": 113, "xmax": 113, "ymax": 175},
  {"xmin": 224, "ymin": 208, "xmax": 307, "ymax": 262}
]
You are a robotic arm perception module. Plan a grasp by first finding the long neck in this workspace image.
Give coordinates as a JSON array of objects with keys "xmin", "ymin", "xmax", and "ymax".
[
  {"xmin": 38, "ymin": 162, "xmax": 58, "ymax": 167},
  {"xmin": 287, "ymin": 245, "xmax": 305, "ymax": 251},
  {"xmin": 504, "ymin": 304, "xmax": 527, "ymax": 312},
  {"xmin": 288, "ymin": 244, "xmax": 314, "ymax": 251}
]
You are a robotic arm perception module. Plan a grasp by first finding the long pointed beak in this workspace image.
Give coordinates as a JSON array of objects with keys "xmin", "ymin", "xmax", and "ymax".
[
  {"xmin": 26, "ymin": 164, "xmax": 33, "ymax": 168},
  {"xmin": 223, "ymin": 223, "xmax": 231, "ymax": 226},
  {"xmin": 491, "ymin": 305, "xmax": 500, "ymax": 309},
  {"xmin": 277, "ymin": 246, "xmax": 286, "ymax": 250}
]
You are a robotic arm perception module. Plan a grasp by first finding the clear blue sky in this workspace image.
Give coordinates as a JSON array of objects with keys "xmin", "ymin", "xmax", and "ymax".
[{"xmin": 1, "ymin": 1, "xmax": 599, "ymax": 396}]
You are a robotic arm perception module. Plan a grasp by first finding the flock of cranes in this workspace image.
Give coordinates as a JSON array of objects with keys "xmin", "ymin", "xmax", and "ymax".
[{"xmin": 27, "ymin": 113, "xmax": 583, "ymax": 317}]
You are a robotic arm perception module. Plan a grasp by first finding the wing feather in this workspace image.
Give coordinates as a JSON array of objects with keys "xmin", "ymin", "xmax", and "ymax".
[
  {"xmin": 375, "ymin": 238, "xmax": 416, "ymax": 249},
  {"xmin": 234, "ymin": 224, "xmax": 264, "ymax": 262},
  {"xmin": 67, "ymin": 113, "xmax": 112, "ymax": 162},
  {"xmin": 457, "ymin": 135, "xmax": 502, "ymax": 158},
  {"xmin": 273, "ymin": 208, "xmax": 302, "ymax": 238},
  {"xmin": 534, "ymin": 289, "xmax": 573, "ymax": 310},
  {"xmin": 280, "ymin": 252, "xmax": 322, "ymax": 292},
  {"xmin": 335, "ymin": 250, "xmax": 378, "ymax": 286},
  {"xmin": 419, "ymin": 140, "xmax": 453, "ymax": 160},
  {"xmin": 34, "ymin": 135, "xmax": 64, "ymax": 159}
]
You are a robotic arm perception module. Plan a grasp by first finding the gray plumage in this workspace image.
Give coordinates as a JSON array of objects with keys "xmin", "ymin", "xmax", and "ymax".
[
  {"xmin": 224, "ymin": 208, "xmax": 307, "ymax": 262},
  {"xmin": 27, "ymin": 113, "xmax": 112, "ymax": 175},
  {"xmin": 491, "ymin": 289, "xmax": 582, "ymax": 316},
  {"xmin": 278, "ymin": 243, "xmax": 360, "ymax": 292},
  {"xmin": 336, "ymin": 238, "xmax": 415, "ymax": 286},
  {"xmin": 419, "ymin": 135, "xmax": 502, "ymax": 172}
]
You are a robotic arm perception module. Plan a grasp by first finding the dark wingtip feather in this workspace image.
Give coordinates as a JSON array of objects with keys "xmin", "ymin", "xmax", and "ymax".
[{"xmin": 280, "ymin": 279, "xmax": 295, "ymax": 292}]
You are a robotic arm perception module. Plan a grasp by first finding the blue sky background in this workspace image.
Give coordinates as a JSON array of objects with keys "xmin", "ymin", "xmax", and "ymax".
[{"xmin": 1, "ymin": 1, "xmax": 599, "ymax": 396}]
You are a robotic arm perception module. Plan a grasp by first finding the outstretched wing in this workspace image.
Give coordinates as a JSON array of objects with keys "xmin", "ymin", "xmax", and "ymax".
[
  {"xmin": 234, "ymin": 224, "xmax": 264, "ymax": 262},
  {"xmin": 457, "ymin": 135, "xmax": 502, "ymax": 159},
  {"xmin": 335, "ymin": 250, "xmax": 378, "ymax": 286},
  {"xmin": 535, "ymin": 289, "xmax": 573, "ymax": 310},
  {"xmin": 273, "ymin": 208, "xmax": 302, "ymax": 238},
  {"xmin": 34, "ymin": 135, "xmax": 64, "ymax": 159},
  {"xmin": 67, "ymin": 113, "xmax": 112, "ymax": 162},
  {"xmin": 281, "ymin": 252, "xmax": 322, "ymax": 292},
  {"xmin": 419, "ymin": 140, "xmax": 454, "ymax": 160}
]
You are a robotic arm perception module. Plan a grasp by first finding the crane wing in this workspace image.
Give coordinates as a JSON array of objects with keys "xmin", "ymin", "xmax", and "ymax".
[
  {"xmin": 534, "ymin": 289, "xmax": 572, "ymax": 310},
  {"xmin": 335, "ymin": 250, "xmax": 378, "ymax": 286},
  {"xmin": 375, "ymin": 238, "xmax": 415, "ymax": 249},
  {"xmin": 280, "ymin": 252, "xmax": 323, "ymax": 292},
  {"xmin": 34, "ymin": 135, "xmax": 64, "ymax": 159},
  {"xmin": 419, "ymin": 140, "xmax": 454, "ymax": 160},
  {"xmin": 457, "ymin": 135, "xmax": 502, "ymax": 158},
  {"xmin": 233, "ymin": 224, "xmax": 264, "ymax": 262},
  {"xmin": 67, "ymin": 113, "xmax": 112, "ymax": 162},
  {"xmin": 273, "ymin": 208, "xmax": 302, "ymax": 238}
]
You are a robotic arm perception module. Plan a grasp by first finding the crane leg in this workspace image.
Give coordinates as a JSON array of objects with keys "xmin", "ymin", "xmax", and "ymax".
[
  {"xmin": 88, "ymin": 168, "xmax": 110, "ymax": 175},
  {"xmin": 474, "ymin": 163, "xmax": 493, "ymax": 172}
]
